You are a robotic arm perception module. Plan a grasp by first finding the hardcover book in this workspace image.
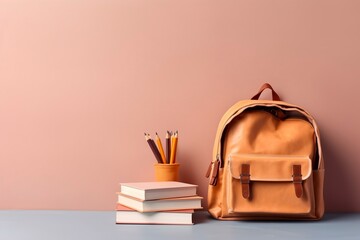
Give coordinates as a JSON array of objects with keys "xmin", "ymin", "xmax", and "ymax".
[
  {"xmin": 116, "ymin": 204, "xmax": 194, "ymax": 225},
  {"xmin": 117, "ymin": 193, "xmax": 203, "ymax": 212},
  {"xmin": 120, "ymin": 181, "xmax": 197, "ymax": 200}
]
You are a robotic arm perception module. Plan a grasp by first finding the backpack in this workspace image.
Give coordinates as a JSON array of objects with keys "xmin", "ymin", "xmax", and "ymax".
[{"xmin": 206, "ymin": 83, "xmax": 324, "ymax": 220}]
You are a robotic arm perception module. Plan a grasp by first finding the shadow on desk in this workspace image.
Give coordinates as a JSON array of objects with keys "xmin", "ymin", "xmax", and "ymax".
[
  {"xmin": 193, "ymin": 210, "xmax": 213, "ymax": 224},
  {"xmin": 194, "ymin": 211, "xmax": 356, "ymax": 224}
]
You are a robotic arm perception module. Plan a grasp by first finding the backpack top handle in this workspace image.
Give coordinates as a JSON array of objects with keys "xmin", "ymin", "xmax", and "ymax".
[{"xmin": 251, "ymin": 83, "xmax": 281, "ymax": 101}]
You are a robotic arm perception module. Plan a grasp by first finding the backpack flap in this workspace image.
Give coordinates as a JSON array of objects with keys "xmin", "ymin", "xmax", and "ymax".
[{"xmin": 225, "ymin": 154, "xmax": 315, "ymax": 216}]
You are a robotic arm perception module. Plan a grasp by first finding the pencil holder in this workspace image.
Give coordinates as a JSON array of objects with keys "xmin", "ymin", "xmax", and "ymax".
[{"xmin": 154, "ymin": 163, "xmax": 180, "ymax": 181}]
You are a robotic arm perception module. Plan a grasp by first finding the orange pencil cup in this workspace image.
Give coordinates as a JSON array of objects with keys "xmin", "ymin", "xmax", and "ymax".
[{"xmin": 154, "ymin": 163, "xmax": 180, "ymax": 181}]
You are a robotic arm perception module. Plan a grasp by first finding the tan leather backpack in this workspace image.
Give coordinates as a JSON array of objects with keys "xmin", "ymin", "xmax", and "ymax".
[{"xmin": 206, "ymin": 83, "xmax": 324, "ymax": 220}]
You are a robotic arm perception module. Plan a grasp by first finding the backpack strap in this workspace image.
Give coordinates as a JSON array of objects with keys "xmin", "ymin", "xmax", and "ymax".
[
  {"xmin": 293, "ymin": 165, "xmax": 303, "ymax": 198},
  {"xmin": 240, "ymin": 164, "xmax": 251, "ymax": 199}
]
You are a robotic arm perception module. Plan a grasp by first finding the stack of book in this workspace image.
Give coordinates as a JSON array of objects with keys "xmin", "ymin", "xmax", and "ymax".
[{"xmin": 116, "ymin": 181, "xmax": 202, "ymax": 225}]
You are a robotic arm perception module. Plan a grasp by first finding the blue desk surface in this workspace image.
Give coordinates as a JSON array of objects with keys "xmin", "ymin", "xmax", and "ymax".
[{"xmin": 1, "ymin": 210, "xmax": 359, "ymax": 240}]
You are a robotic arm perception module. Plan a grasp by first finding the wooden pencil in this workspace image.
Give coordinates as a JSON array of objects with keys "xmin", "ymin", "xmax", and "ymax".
[
  {"xmin": 173, "ymin": 131, "xmax": 178, "ymax": 164},
  {"xmin": 155, "ymin": 132, "xmax": 166, "ymax": 164},
  {"xmin": 170, "ymin": 131, "xmax": 178, "ymax": 164},
  {"xmin": 166, "ymin": 131, "xmax": 171, "ymax": 164},
  {"xmin": 144, "ymin": 133, "xmax": 163, "ymax": 164}
]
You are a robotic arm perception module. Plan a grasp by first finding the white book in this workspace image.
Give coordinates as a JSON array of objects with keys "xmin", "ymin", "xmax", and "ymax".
[
  {"xmin": 116, "ymin": 204, "xmax": 194, "ymax": 225},
  {"xmin": 120, "ymin": 181, "xmax": 198, "ymax": 200},
  {"xmin": 117, "ymin": 193, "xmax": 203, "ymax": 212}
]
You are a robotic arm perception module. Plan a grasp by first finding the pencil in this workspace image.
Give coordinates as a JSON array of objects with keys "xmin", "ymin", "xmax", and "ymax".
[
  {"xmin": 173, "ymin": 131, "xmax": 178, "ymax": 163},
  {"xmin": 155, "ymin": 132, "xmax": 166, "ymax": 164},
  {"xmin": 144, "ymin": 133, "xmax": 163, "ymax": 164},
  {"xmin": 170, "ymin": 131, "xmax": 178, "ymax": 164},
  {"xmin": 166, "ymin": 131, "xmax": 171, "ymax": 164}
]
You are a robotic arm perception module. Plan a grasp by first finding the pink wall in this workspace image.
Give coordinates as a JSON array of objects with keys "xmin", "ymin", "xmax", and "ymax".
[{"xmin": 1, "ymin": 0, "xmax": 359, "ymax": 211}]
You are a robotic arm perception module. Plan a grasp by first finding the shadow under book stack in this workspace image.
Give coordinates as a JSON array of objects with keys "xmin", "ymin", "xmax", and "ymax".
[{"xmin": 116, "ymin": 181, "xmax": 202, "ymax": 225}]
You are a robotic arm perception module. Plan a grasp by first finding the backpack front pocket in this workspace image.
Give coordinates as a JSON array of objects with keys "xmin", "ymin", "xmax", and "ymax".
[{"xmin": 224, "ymin": 154, "xmax": 316, "ymax": 218}]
